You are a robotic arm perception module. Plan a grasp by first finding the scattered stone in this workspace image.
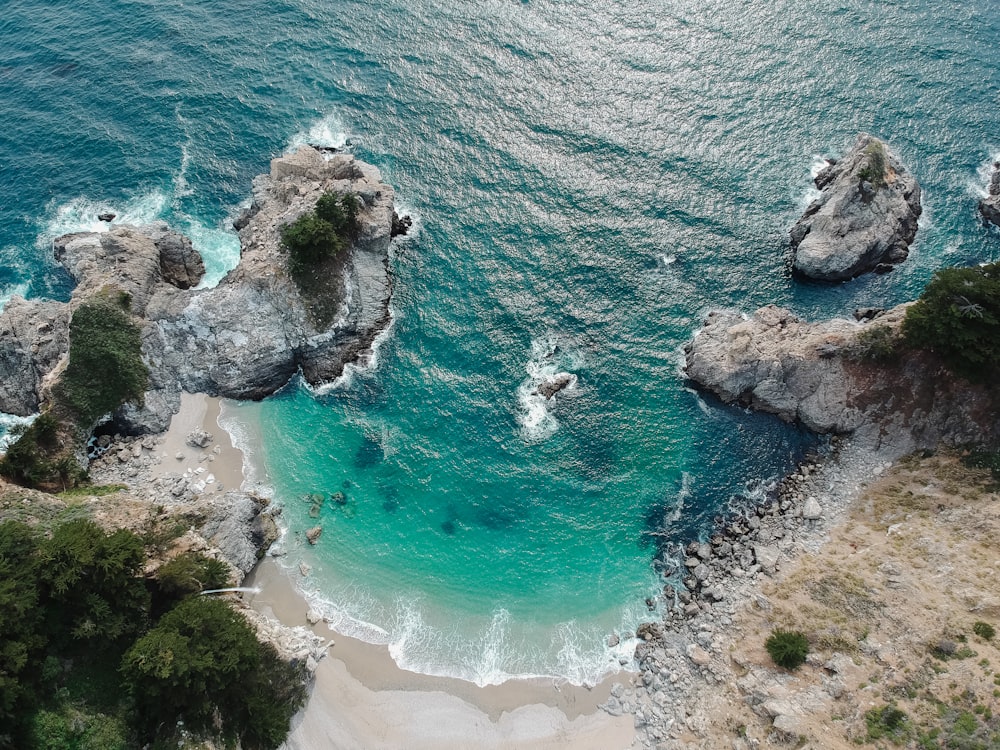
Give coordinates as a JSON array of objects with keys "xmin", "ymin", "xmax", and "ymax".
[
  {"xmin": 305, "ymin": 526, "xmax": 322, "ymax": 545},
  {"xmin": 306, "ymin": 609, "xmax": 322, "ymax": 625},
  {"xmin": 802, "ymin": 497, "xmax": 822, "ymax": 521},
  {"xmin": 175, "ymin": 451, "xmax": 185, "ymax": 461},
  {"xmin": 298, "ymin": 562, "xmax": 311, "ymax": 576},
  {"xmin": 686, "ymin": 644, "xmax": 711, "ymax": 666},
  {"xmin": 186, "ymin": 429, "xmax": 214, "ymax": 448}
]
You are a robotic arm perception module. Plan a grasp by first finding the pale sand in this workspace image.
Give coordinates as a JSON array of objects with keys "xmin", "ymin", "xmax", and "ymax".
[
  {"xmin": 185, "ymin": 398, "xmax": 638, "ymax": 749},
  {"xmin": 244, "ymin": 561, "xmax": 636, "ymax": 750},
  {"xmin": 151, "ymin": 392, "xmax": 244, "ymax": 494}
]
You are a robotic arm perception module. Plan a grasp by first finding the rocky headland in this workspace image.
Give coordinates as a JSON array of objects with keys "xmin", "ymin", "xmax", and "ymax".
[
  {"xmin": 981, "ymin": 161, "xmax": 1000, "ymax": 227},
  {"xmin": 0, "ymin": 145, "xmax": 397, "ymax": 436},
  {"xmin": 790, "ymin": 134, "xmax": 922, "ymax": 280}
]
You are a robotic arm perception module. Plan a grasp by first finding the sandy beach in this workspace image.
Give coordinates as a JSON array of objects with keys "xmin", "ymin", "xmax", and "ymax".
[{"xmin": 172, "ymin": 394, "xmax": 637, "ymax": 750}]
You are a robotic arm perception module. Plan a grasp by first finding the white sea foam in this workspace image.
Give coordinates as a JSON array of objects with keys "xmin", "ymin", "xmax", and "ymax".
[
  {"xmin": 0, "ymin": 280, "xmax": 30, "ymax": 314},
  {"xmin": 516, "ymin": 334, "xmax": 582, "ymax": 443},
  {"xmin": 180, "ymin": 217, "xmax": 241, "ymax": 289},
  {"xmin": 313, "ymin": 304, "xmax": 398, "ymax": 394},
  {"xmin": 0, "ymin": 412, "xmax": 37, "ymax": 451},
  {"xmin": 968, "ymin": 149, "xmax": 1000, "ymax": 199},
  {"xmin": 287, "ymin": 111, "xmax": 349, "ymax": 152},
  {"xmin": 793, "ymin": 154, "xmax": 827, "ymax": 211},
  {"xmin": 38, "ymin": 190, "xmax": 170, "ymax": 245}
]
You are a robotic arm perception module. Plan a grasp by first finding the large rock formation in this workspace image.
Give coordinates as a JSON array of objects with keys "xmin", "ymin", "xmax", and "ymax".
[
  {"xmin": 684, "ymin": 304, "xmax": 1000, "ymax": 455},
  {"xmin": 981, "ymin": 161, "xmax": 1000, "ymax": 227},
  {"xmin": 790, "ymin": 134, "xmax": 922, "ymax": 281},
  {"xmin": 0, "ymin": 147, "xmax": 397, "ymax": 434}
]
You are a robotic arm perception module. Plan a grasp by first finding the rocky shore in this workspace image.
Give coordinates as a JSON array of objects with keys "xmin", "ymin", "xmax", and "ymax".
[
  {"xmin": 0, "ymin": 145, "xmax": 398, "ymax": 435},
  {"xmin": 790, "ymin": 134, "xmax": 921, "ymax": 280},
  {"xmin": 981, "ymin": 161, "xmax": 1000, "ymax": 227}
]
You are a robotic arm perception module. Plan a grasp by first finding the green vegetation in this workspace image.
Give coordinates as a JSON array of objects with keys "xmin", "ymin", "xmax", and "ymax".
[
  {"xmin": 902, "ymin": 261, "xmax": 1000, "ymax": 381},
  {"xmin": 866, "ymin": 704, "xmax": 909, "ymax": 743},
  {"xmin": 858, "ymin": 140, "xmax": 888, "ymax": 188},
  {"xmin": 280, "ymin": 191, "xmax": 359, "ymax": 279},
  {"xmin": 0, "ymin": 519, "xmax": 304, "ymax": 750},
  {"xmin": 61, "ymin": 298, "xmax": 148, "ymax": 425},
  {"xmin": 765, "ymin": 628, "xmax": 809, "ymax": 670},
  {"xmin": 0, "ymin": 413, "xmax": 82, "ymax": 488},
  {"xmin": 1, "ymin": 294, "xmax": 149, "ymax": 489},
  {"xmin": 974, "ymin": 622, "xmax": 996, "ymax": 641},
  {"xmin": 852, "ymin": 324, "xmax": 901, "ymax": 363}
]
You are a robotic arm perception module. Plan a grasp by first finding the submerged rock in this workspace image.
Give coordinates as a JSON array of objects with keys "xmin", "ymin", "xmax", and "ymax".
[
  {"xmin": 980, "ymin": 161, "xmax": 1000, "ymax": 227},
  {"xmin": 790, "ymin": 134, "xmax": 922, "ymax": 281},
  {"xmin": 534, "ymin": 372, "xmax": 575, "ymax": 400}
]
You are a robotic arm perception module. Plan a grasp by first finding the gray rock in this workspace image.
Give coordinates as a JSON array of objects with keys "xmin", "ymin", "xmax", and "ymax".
[
  {"xmin": 534, "ymin": 372, "xmax": 575, "ymax": 400},
  {"xmin": 753, "ymin": 544, "xmax": 780, "ymax": 573},
  {"xmin": 305, "ymin": 526, "xmax": 323, "ymax": 545},
  {"xmin": 791, "ymin": 134, "xmax": 921, "ymax": 281},
  {"xmin": 981, "ymin": 162, "xmax": 1000, "ymax": 227},
  {"xmin": 0, "ymin": 147, "xmax": 398, "ymax": 439},
  {"xmin": 802, "ymin": 497, "xmax": 822, "ymax": 520}
]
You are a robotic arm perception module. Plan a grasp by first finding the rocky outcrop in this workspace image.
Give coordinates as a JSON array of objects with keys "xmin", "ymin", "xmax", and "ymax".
[
  {"xmin": 981, "ymin": 161, "xmax": 1000, "ymax": 227},
  {"xmin": 684, "ymin": 304, "xmax": 1000, "ymax": 455},
  {"xmin": 790, "ymin": 134, "xmax": 922, "ymax": 281},
  {"xmin": 0, "ymin": 147, "xmax": 397, "ymax": 436}
]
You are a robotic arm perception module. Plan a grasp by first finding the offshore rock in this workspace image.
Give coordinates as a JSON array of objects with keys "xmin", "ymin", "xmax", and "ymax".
[
  {"xmin": 981, "ymin": 161, "xmax": 1000, "ymax": 227},
  {"xmin": 790, "ymin": 134, "xmax": 922, "ymax": 281},
  {"xmin": 0, "ymin": 147, "xmax": 397, "ymax": 435}
]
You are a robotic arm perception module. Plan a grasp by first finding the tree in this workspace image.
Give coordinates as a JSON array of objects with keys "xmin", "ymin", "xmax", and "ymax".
[
  {"xmin": 121, "ymin": 596, "xmax": 303, "ymax": 748},
  {"xmin": 38, "ymin": 520, "xmax": 149, "ymax": 647},
  {"xmin": 902, "ymin": 262, "xmax": 1000, "ymax": 380},
  {"xmin": 0, "ymin": 522, "xmax": 44, "ymax": 744}
]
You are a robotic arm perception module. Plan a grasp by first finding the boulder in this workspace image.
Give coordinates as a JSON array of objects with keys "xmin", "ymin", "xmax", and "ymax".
[
  {"xmin": 143, "ymin": 221, "xmax": 206, "ymax": 289},
  {"xmin": 305, "ymin": 526, "xmax": 323, "ymax": 545},
  {"xmin": 802, "ymin": 497, "xmax": 822, "ymax": 521},
  {"xmin": 981, "ymin": 161, "xmax": 1000, "ymax": 227},
  {"xmin": 790, "ymin": 134, "xmax": 922, "ymax": 281}
]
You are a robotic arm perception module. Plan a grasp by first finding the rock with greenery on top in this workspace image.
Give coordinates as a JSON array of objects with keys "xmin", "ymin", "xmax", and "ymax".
[{"xmin": 790, "ymin": 134, "xmax": 922, "ymax": 281}]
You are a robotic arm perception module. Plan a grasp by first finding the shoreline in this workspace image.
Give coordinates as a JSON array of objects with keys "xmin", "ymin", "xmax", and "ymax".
[{"xmin": 196, "ymin": 394, "xmax": 638, "ymax": 749}]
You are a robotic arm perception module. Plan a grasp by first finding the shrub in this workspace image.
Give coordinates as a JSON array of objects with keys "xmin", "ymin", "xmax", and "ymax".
[
  {"xmin": 852, "ymin": 324, "xmax": 900, "ymax": 363},
  {"xmin": 280, "ymin": 191, "xmax": 359, "ymax": 279},
  {"xmin": 61, "ymin": 299, "xmax": 148, "ymax": 425},
  {"xmin": 858, "ymin": 141, "xmax": 888, "ymax": 188},
  {"xmin": 154, "ymin": 552, "xmax": 231, "ymax": 603},
  {"xmin": 765, "ymin": 628, "xmax": 809, "ymax": 670},
  {"xmin": 866, "ymin": 704, "xmax": 909, "ymax": 742},
  {"xmin": 974, "ymin": 621, "xmax": 996, "ymax": 641},
  {"xmin": 0, "ymin": 412, "xmax": 67, "ymax": 486},
  {"xmin": 902, "ymin": 262, "xmax": 1000, "ymax": 381}
]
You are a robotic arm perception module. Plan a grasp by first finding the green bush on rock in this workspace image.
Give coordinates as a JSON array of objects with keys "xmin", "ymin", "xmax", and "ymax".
[
  {"xmin": 61, "ymin": 298, "xmax": 149, "ymax": 425},
  {"xmin": 280, "ymin": 191, "xmax": 360, "ymax": 279},
  {"xmin": 765, "ymin": 628, "xmax": 809, "ymax": 670},
  {"xmin": 902, "ymin": 262, "xmax": 1000, "ymax": 381}
]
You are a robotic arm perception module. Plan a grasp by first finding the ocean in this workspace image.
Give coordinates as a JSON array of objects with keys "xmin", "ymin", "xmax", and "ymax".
[{"xmin": 2, "ymin": 0, "xmax": 998, "ymax": 685}]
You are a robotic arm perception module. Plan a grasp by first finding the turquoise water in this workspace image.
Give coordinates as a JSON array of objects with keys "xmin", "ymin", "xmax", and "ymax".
[{"xmin": 2, "ymin": 0, "xmax": 999, "ymax": 683}]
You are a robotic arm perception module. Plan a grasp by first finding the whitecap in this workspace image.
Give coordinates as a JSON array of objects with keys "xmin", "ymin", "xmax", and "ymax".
[
  {"xmin": 0, "ymin": 280, "xmax": 30, "ymax": 314},
  {"xmin": 287, "ymin": 110, "xmax": 349, "ymax": 152},
  {"xmin": 516, "ymin": 335, "xmax": 582, "ymax": 443},
  {"xmin": 37, "ymin": 190, "xmax": 170, "ymax": 246},
  {"xmin": 0, "ymin": 412, "xmax": 37, "ymax": 451}
]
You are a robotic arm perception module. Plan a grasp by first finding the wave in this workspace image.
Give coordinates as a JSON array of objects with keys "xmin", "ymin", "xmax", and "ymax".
[
  {"xmin": 287, "ymin": 111, "xmax": 350, "ymax": 152},
  {"xmin": 0, "ymin": 412, "xmax": 37, "ymax": 451},
  {"xmin": 515, "ymin": 335, "xmax": 583, "ymax": 443},
  {"xmin": 969, "ymin": 149, "xmax": 1000, "ymax": 199},
  {"xmin": 284, "ymin": 565, "xmax": 642, "ymax": 687},
  {"xmin": 793, "ymin": 154, "xmax": 828, "ymax": 211},
  {"xmin": 0, "ymin": 280, "xmax": 30, "ymax": 314}
]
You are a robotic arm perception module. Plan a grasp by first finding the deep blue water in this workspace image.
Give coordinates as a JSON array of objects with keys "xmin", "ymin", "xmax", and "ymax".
[{"xmin": 2, "ymin": 0, "xmax": 998, "ymax": 683}]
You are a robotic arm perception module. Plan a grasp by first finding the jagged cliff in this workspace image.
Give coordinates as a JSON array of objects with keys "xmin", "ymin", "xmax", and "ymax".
[
  {"xmin": 0, "ymin": 146, "xmax": 397, "ymax": 435},
  {"xmin": 982, "ymin": 161, "xmax": 1000, "ymax": 227},
  {"xmin": 684, "ymin": 304, "xmax": 999, "ymax": 456}
]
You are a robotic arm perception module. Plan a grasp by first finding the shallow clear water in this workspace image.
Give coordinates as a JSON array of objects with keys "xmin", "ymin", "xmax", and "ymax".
[{"xmin": 2, "ymin": 0, "xmax": 998, "ymax": 683}]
